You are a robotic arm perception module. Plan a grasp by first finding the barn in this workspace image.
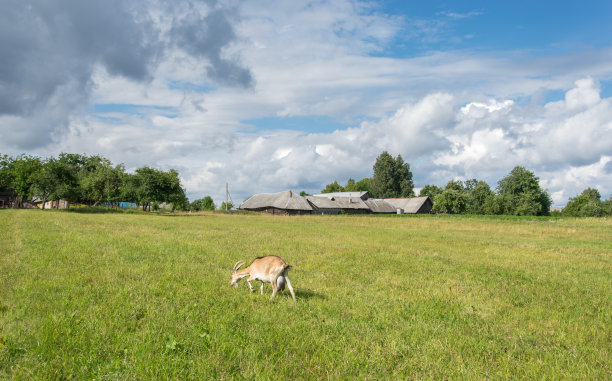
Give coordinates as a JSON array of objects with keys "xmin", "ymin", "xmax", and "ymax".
[
  {"xmin": 306, "ymin": 195, "xmax": 371, "ymax": 214},
  {"xmin": 384, "ymin": 197, "xmax": 433, "ymax": 214},
  {"xmin": 239, "ymin": 190, "xmax": 313, "ymax": 215}
]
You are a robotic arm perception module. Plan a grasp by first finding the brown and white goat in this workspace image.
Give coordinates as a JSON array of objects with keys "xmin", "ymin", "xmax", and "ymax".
[{"xmin": 230, "ymin": 255, "xmax": 296, "ymax": 300}]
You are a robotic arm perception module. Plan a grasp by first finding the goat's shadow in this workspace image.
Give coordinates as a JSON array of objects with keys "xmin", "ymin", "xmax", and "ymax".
[{"xmin": 294, "ymin": 288, "xmax": 325, "ymax": 300}]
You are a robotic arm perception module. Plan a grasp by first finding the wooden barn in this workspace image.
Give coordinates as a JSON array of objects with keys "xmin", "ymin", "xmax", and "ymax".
[
  {"xmin": 384, "ymin": 197, "xmax": 433, "ymax": 214},
  {"xmin": 306, "ymin": 195, "xmax": 371, "ymax": 214},
  {"xmin": 239, "ymin": 190, "xmax": 313, "ymax": 215}
]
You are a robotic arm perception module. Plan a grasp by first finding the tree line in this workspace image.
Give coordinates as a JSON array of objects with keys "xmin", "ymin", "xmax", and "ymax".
[
  {"xmin": 0, "ymin": 153, "xmax": 196, "ymax": 211},
  {"xmin": 319, "ymin": 151, "xmax": 612, "ymax": 217}
]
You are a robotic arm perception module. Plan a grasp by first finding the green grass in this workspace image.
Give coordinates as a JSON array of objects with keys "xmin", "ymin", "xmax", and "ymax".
[{"xmin": 1, "ymin": 210, "xmax": 610, "ymax": 379}]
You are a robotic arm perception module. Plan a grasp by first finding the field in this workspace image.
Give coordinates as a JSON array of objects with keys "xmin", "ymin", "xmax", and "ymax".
[{"xmin": 0, "ymin": 210, "xmax": 610, "ymax": 379}]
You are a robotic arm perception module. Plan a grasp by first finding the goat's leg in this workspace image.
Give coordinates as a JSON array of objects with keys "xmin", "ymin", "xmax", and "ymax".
[
  {"xmin": 260, "ymin": 281, "xmax": 265, "ymax": 295},
  {"xmin": 270, "ymin": 277, "xmax": 278, "ymax": 300},
  {"xmin": 285, "ymin": 275, "xmax": 296, "ymax": 300},
  {"xmin": 247, "ymin": 279, "xmax": 255, "ymax": 293}
]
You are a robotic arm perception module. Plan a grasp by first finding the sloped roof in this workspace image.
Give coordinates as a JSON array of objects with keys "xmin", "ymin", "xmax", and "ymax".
[
  {"xmin": 305, "ymin": 196, "xmax": 340, "ymax": 209},
  {"xmin": 363, "ymin": 199, "xmax": 397, "ymax": 213},
  {"xmin": 384, "ymin": 197, "xmax": 432, "ymax": 213},
  {"xmin": 239, "ymin": 190, "xmax": 313, "ymax": 211},
  {"xmin": 306, "ymin": 196, "xmax": 370, "ymax": 210},
  {"xmin": 312, "ymin": 191, "xmax": 370, "ymax": 200}
]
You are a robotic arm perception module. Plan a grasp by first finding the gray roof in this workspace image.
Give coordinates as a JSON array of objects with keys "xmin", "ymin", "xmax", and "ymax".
[
  {"xmin": 312, "ymin": 191, "xmax": 370, "ymax": 200},
  {"xmin": 363, "ymin": 199, "xmax": 397, "ymax": 213},
  {"xmin": 306, "ymin": 196, "xmax": 370, "ymax": 210},
  {"xmin": 384, "ymin": 197, "xmax": 432, "ymax": 213},
  {"xmin": 305, "ymin": 196, "xmax": 340, "ymax": 209},
  {"xmin": 239, "ymin": 190, "xmax": 313, "ymax": 211}
]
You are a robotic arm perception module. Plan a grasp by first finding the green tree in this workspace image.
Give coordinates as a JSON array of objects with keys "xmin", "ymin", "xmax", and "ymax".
[
  {"xmin": 191, "ymin": 196, "xmax": 215, "ymax": 211},
  {"xmin": 201, "ymin": 196, "xmax": 215, "ymax": 211},
  {"xmin": 78, "ymin": 156, "xmax": 126, "ymax": 206},
  {"xmin": 370, "ymin": 151, "xmax": 414, "ymax": 198},
  {"xmin": 496, "ymin": 166, "xmax": 551, "ymax": 216},
  {"xmin": 419, "ymin": 184, "xmax": 443, "ymax": 201},
  {"xmin": 5, "ymin": 155, "xmax": 42, "ymax": 208},
  {"xmin": 0, "ymin": 155, "xmax": 13, "ymax": 191},
  {"xmin": 601, "ymin": 197, "xmax": 612, "ymax": 216},
  {"xmin": 563, "ymin": 188, "xmax": 603, "ymax": 217},
  {"xmin": 466, "ymin": 181, "xmax": 495, "ymax": 215},
  {"xmin": 432, "ymin": 180, "xmax": 468, "ymax": 214},
  {"xmin": 127, "ymin": 167, "xmax": 186, "ymax": 211},
  {"xmin": 354, "ymin": 178, "xmax": 371, "ymax": 194},
  {"xmin": 343, "ymin": 178, "xmax": 357, "ymax": 192},
  {"xmin": 321, "ymin": 180, "xmax": 343, "ymax": 193},
  {"xmin": 219, "ymin": 201, "xmax": 234, "ymax": 211},
  {"xmin": 30, "ymin": 158, "xmax": 78, "ymax": 208},
  {"xmin": 432, "ymin": 189, "xmax": 468, "ymax": 214}
]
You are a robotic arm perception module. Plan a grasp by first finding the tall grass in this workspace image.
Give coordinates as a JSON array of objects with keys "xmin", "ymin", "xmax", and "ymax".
[{"xmin": 0, "ymin": 210, "xmax": 610, "ymax": 379}]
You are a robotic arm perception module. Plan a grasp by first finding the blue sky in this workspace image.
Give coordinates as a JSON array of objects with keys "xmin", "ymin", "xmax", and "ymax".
[{"xmin": 1, "ymin": 0, "xmax": 611, "ymax": 205}]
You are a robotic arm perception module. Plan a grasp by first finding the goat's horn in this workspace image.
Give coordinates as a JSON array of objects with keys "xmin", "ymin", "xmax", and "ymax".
[{"xmin": 233, "ymin": 260, "xmax": 245, "ymax": 271}]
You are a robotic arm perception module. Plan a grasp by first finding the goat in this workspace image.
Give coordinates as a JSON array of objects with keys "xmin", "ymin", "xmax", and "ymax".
[{"xmin": 230, "ymin": 255, "xmax": 296, "ymax": 300}]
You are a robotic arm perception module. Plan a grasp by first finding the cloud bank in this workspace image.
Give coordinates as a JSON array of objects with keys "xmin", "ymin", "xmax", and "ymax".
[{"xmin": 1, "ymin": 0, "xmax": 611, "ymax": 205}]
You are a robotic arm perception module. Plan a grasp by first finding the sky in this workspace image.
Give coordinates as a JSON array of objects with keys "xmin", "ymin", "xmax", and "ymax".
[{"xmin": 1, "ymin": 0, "xmax": 612, "ymax": 206}]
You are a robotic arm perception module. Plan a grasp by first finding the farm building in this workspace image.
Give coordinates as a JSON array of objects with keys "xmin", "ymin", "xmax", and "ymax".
[
  {"xmin": 240, "ymin": 190, "xmax": 432, "ymax": 215},
  {"xmin": 239, "ymin": 190, "xmax": 313, "ymax": 215},
  {"xmin": 363, "ymin": 198, "xmax": 398, "ymax": 214},
  {"xmin": 384, "ymin": 197, "xmax": 433, "ymax": 214},
  {"xmin": 306, "ymin": 195, "xmax": 371, "ymax": 214}
]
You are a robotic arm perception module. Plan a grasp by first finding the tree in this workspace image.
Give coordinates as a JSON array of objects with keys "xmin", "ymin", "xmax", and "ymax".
[
  {"xmin": 6, "ymin": 155, "xmax": 42, "ymax": 208},
  {"xmin": 354, "ymin": 178, "xmax": 371, "ymax": 194},
  {"xmin": 496, "ymin": 166, "xmax": 551, "ymax": 216},
  {"xmin": 201, "ymin": 196, "xmax": 215, "ymax": 211},
  {"xmin": 219, "ymin": 201, "xmax": 234, "ymax": 211},
  {"xmin": 419, "ymin": 184, "xmax": 443, "ymax": 201},
  {"xmin": 191, "ymin": 196, "xmax": 215, "ymax": 211},
  {"xmin": 466, "ymin": 181, "xmax": 495, "ymax": 215},
  {"xmin": 0, "ymin": 155, "xmax": 13, "ymax": 191},
  {"xmin": 432, "ymin": 180, "xmax": 469, "ymax": 214},
  {"xmin": 78, "ymin": 156, "xmax": 126, "ymax": 206},
  {"xmin": 321, "ymin": 180, "xmax": 343, "ymax": 193},
  {"xmin": 127, "ymin": 167, "xmax": 186, "ymax": 211},
  {"xmin": 370, "ymin": 151, "xmax": 414, "ymax": 198},
  {"xmin": 563, "ymin": 188, "xmax": 603, "ymax": 217},
  {"xmin": 601, "ymin": 197, "xmax": 612, "ymax": 216},
  {"xmin": 30, "ymin": 158, "xmax": 78, "ymax": 208}
]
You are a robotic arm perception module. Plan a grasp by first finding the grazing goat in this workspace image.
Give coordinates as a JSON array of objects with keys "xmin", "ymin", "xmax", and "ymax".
[{"xmin": 230, "ymin": 255, "xmax": 296, "ymax": 300}]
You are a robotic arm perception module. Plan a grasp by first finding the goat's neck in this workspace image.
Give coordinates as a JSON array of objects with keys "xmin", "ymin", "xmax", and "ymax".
[{"xmin": 235, "ymin": 268, "xmax": 251, "ymax": 279}]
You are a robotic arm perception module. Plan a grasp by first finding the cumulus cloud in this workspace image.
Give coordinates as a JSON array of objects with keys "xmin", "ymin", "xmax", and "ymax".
[
  {"xmin": 1, "ymin": 1, "xmax": 611, "ymax": 206},
  {"xmin": 0, "ymin": 0, "xmax": 251, "ymax": 149}
]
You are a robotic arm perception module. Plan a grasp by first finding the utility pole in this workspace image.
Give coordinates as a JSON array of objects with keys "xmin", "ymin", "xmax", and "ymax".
[{"xmin": 226, "ymin": 182, "xmax": 233, "ymax": 212}]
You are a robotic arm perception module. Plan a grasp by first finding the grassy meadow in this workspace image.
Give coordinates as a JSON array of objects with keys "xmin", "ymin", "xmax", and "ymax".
[{"xmin": 0, "ymin": 209, "xmax": 610, "ymax": 379}]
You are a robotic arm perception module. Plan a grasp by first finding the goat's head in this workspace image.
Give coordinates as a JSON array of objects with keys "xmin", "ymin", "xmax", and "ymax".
[{"xmin": 230, "ymin": 260, "xmax": 245, "ymax": 288}]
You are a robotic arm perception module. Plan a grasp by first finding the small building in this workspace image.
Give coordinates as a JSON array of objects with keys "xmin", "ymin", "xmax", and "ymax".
[
  {"xmin": 384, "ymin": 197, "xmax": 433, "ymax": 214},
  {"xmin": 306, "ymin": 195, "xmax": 371, "ymax": 214},
  {"xmin": 363, "ymin": 198, "xmax": 397, "ymax": 214},
  {"xmin": 239, "ymin": 190, "xmax": 313, "ymax": 215}
]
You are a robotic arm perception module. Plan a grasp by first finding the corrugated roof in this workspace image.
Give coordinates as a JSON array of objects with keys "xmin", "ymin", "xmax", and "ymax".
[
  {"xmin": 239, "ymin": 190, "xmax": 313, "ymax": 211},
  {"xmin": 384, "ymin": 197, "xmax": 432, "ymax": 213}
]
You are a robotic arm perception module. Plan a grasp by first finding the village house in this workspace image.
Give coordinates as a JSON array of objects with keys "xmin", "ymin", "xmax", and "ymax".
[{"xmin": 239, "ymin": 190, "xmax": 432, "ymax": 215}]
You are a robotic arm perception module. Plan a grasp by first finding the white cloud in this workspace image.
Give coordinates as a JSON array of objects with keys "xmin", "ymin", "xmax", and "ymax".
[{"xmin": 1, "ymin": 1, "xmax": 612, "ymax": 206}]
